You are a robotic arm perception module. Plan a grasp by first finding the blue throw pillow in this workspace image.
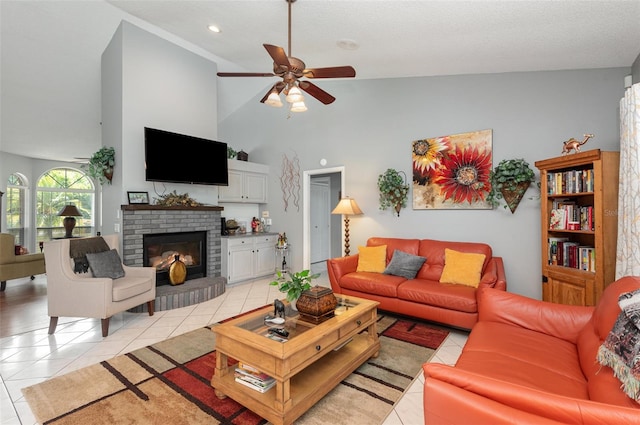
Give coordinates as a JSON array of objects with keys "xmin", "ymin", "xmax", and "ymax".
[{"xmin": 383, "ymin": 250, "xmax": 426, "ymax": 279}]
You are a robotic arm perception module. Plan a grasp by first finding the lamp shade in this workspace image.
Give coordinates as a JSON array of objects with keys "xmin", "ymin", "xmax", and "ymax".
[
  {"xmin": 290, "ymin": 101, "xmax": 307, "ymax": 112},
  {"xmin": 331, "ymin": 198, "xmax": 363, "ymax": 215},
  {"xmin": 58, "ymin": 204, "xmax": 82, "ymax": 217},
  {"xmin": 285, "ymin": 86, "xmax": 304, "ymax": 103},
  {"xmin": 265, "ymin": 91, "xmax": 283, "ymax": 107}
]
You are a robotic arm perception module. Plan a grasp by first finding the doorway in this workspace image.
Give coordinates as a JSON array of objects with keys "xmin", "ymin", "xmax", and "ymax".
[{"xmin": 303, "ymin": 167, "xmax": 345, "ymax": 272}]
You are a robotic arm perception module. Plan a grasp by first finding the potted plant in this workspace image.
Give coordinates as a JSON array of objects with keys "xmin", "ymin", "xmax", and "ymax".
[
  {"xmin": 487, "ymin": 158, "xmax": 536, "ymax": 213},
  {"xmin": 377, "ymin": 168, "xmax": 409, "ymax": 216},
  {"xmin": 83, "ymin": 147, "xmax": 115, "ymax": 185},
  {"xmin": 227, "ymin": 146, "xmax": 237, "ymax": 159},
  {"xmin": 269, "ymin": 269, "xmax": 320, "ymax": 308}
]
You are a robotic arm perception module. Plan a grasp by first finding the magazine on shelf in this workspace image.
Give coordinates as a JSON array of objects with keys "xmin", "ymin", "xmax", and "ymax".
[{"xmin": 235, "ymin": 376, "xmax": 276, "ymax": 393}]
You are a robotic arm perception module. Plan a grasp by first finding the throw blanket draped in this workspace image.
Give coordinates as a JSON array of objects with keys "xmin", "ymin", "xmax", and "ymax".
[
  {"xmin": 69, "ymin": 237, "xmax": 110, "ymax": 273},
  {"xmin": 597, "ymin": 288, "xmax": 640, "ymax": 403}
]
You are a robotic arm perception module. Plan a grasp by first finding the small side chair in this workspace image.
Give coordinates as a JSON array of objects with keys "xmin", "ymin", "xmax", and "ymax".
[{"xmin": 44, "ymin": 234, "xmax": 156, "ymax": 337}]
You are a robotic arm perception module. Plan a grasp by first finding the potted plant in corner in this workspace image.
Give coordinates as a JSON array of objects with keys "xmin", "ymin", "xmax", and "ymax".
[
  {"xmin": 487, "ymin": 158, "xmax": 536, "ymax": 213},
  {"xmin": 83, "ymin": 147, "xmax": 115, "ymax": 185},
  {"xmin": 269, "ymin": 269, "xmax": 320, "ymax": 310},
  {"xmin": 378, "ymin": 168, "xmax": 410, "ymax": 216}
]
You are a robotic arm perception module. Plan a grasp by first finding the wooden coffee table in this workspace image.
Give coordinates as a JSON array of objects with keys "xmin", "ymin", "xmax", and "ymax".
[{"xmin": 210, "ymin": 295, "xmax": 380, "ymax": 425}]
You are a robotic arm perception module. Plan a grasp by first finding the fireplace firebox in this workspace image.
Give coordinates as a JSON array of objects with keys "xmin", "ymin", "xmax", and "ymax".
[{"xmin": 143, "ymin": 231, "xmax": 207, "ymax": 286}]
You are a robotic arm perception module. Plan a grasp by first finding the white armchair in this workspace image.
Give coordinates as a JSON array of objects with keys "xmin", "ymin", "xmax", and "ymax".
[{"xmin": 43, "ymin": 234, "xmax": 156, "ymax": 337}]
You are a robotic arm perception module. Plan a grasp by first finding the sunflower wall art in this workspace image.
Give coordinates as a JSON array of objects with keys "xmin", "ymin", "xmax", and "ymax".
[{"xmin": 412, "ymin": 129, "xmax": 492, "ymax": 210}]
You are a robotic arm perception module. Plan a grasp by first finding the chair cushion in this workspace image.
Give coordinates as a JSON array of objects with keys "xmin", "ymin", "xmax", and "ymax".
[
  {"xmin": 112, "ymin": 276, "xmax": 154, "ymax": 302},
  {"xmin": 383, "ymin": 250, "xmax": 427, "ymax": 279},
  {"xmin": 86, "ymin": 249, "xmax": 125, "ymax": 279},
  {"xmin": 439, "ymin": 248, "xmax": 486, "ymax": 287}
]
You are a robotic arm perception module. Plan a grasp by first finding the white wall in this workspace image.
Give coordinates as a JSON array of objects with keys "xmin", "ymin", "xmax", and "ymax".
[
  {"xmin": 101, "ymin": 21, "xmax": 219, "ymax": 236},
  {"xmin": 219, "ymin": 67, "xmax": 629, "ymax": 300}
]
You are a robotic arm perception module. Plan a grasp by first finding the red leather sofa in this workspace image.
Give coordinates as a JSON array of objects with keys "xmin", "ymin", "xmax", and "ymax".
[
  {"xmin": 423, "ymin": 276, "xmax": 640, "ymax": 424},
  {"xmin": 327, "ymin": 237, "xmax": 506, "ymax": 329}
]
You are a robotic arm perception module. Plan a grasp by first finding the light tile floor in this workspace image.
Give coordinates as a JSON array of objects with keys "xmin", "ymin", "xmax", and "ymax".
[{"xmin": 1, "ymin": 273, "xmax": 467, "ymax": 425}]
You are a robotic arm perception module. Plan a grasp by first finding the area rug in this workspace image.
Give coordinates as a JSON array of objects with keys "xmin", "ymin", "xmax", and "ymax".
[{"xmin": 22, "ymin": 312, "xmax": 449, "ymax": 425}]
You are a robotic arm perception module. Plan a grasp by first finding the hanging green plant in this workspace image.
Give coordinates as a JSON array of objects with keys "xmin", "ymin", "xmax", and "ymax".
[
  {"xmin": 487, "ymin": 158, "xmax": 536, "ymax": 213},
  {"xmin": 377, "ymin": 168, "xmax": 410, "ymax": 216},
  {"xmin": 82, "ymin": 147, "xmax": 115, "ymax": 185}
]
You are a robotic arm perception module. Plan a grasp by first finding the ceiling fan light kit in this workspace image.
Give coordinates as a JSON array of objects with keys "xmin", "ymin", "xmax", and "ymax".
[{"xmin": 217, "ymin": 0, "xmax": 355, "ymax": 113}]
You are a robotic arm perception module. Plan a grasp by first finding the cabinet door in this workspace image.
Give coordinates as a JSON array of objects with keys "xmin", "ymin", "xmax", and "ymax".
[
  {"xmin": 255, "ymin": 243, "xmax": 276, "ymax": 277},
  {"xmin": 219, "ymin": 170, "xmax": 244, "ymax": 202},
  {"xmin": 227, "ymin": 244, "xmax": 254, "ymax": 283},
  {"xmin": 548, "ymin": 276, "xmax": 587, "ymax": 306},
  {"xmin": 244, "ymin": 172, "xmax": 267, "ymax": 203}
]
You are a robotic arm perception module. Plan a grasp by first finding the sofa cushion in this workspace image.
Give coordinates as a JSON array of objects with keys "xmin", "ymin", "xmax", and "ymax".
[
  {"xmin": 439, "ymin": 249, "xmax": 486, "ymax": 287},
  {"xmin": 112, "ymin": 276, "xmax": 153, "ymax": 302},
  {"xmin": 457, "ymin": 321, "xmax": 589, "ymax": 399},
  {"xmin": 339, "ymin": 272, "xmax": 406, "ymax": 297},
  {"xmin": 367, "ymin": 237, "xmax": 420, "ymax": 263},
  {"xmin": 86, "ymin": 249, "xmax": 125, "ymax": 279},
  {"xmin": 383, "ymin": 250, "xmax": 426, "ymax": 279},
  {"xmin": 398, "ymin": 279, "xmax": 478, "ymax": 313},
  {"xmin": 577, "ymin": 276, "xmax": 640, "ymax": 407},
  {"xmin": 356, "ymin": 245, "xmax": 387, "ymax": 273},
  {"xmin": 415, "ymin": 239, "xmax": 493, "ymax": 281}
]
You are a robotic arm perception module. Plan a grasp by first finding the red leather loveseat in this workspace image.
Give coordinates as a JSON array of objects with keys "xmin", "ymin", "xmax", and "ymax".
[
  {"xmin": 423, "ymin": 276, "xmax": 640, "ymax": 424},
  {"xmin": 327, "ymin": 237, "xmax": 506, "ymax": 329}
]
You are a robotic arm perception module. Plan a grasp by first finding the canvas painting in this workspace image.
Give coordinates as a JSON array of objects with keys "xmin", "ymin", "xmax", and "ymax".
[{"xmin": 412, "ymin": 129, "xmax": 492, "ymax": 210}]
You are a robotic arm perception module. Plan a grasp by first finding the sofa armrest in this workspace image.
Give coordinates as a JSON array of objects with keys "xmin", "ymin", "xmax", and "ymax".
[
  {"xmin": 477, "ymin": 287, "xmax": 594, "ymax": 343},
  {"xmin": 423, "ymin": 363, "xmax": 640, "ymax": 425},
  {"xmin": 478, "ymin": 257, "xmax": 506, "ymax": 291},
  {"xmin": 326, "ymin": 254, "xmax": 359, "ymax": 293}
]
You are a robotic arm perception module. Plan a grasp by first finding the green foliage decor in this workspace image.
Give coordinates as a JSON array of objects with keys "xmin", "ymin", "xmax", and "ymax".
[
  {"xmin": 269, "ymin": 270, "xmax": 320, "ymax": 303},
  {"xmin": 83, "ymin": 147, "xmax": 115, "ymax": 185},
  {"xmin": 227, "ymin": 146, "xmax": 237, "ymax": 159},
  {"xmin": 487, "ymin": 158, "xmax": 536, "ymax": 210},
  {"xmin": 377, "ymin": 168, "xmax": 409, "ymax": 216}
]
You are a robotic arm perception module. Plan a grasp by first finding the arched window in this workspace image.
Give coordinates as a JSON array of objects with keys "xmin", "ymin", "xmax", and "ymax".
[
  {"xmin": 36, "ymin": 168, "xmax": 95, "ymax": 241},
  {"xmin": 6, "ymin": 173, "xmax": 27, "ymax": 245}
]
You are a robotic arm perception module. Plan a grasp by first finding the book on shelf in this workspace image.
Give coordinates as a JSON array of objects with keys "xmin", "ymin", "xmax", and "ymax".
[
  {"xmin": 234, "ymin": 375, "xmax": 276, "ymax": 393},
  {"xmin": 547, "ymin": 169, "xmax": 594, "ymax": 194},
  {"xmin": 234, "ymin": 364, "xmax": 276, "ymax": 393},
  {"xmin": 548, "ymin": 237, "xmax": 569, "ymax": 265}
]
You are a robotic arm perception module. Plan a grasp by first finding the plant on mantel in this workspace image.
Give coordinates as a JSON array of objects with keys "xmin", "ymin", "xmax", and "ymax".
[
  {"xmin": 82, "ymin": 147, "xmax": 115, "ymax": 185},
  {"xmin": 487, "ymin": 158, "xmax": 536, "ymax": 213},
  {"xmin": 377, "ymin": 168, "xmax": 410, "ymax": 216}
]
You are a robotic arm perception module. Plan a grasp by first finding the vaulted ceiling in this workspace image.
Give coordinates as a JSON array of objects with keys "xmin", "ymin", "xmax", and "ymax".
[{"xmin": 2, "ymin": 1, "xmax": 639, "ymax": 162}]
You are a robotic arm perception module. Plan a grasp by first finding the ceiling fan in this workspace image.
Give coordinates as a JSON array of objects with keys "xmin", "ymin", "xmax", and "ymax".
[{"xmin": 216, "ymin": 0, "xmax": 356, "ymax": 111}]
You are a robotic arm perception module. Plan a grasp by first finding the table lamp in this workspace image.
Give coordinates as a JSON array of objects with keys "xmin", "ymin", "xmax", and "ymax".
[
  {"xmin": 58, "ymin": 204, "xmax": 82, "ymax": 238},
  {"xmin": 331, "ymin": 197, "xmax": 363, "ymax": 256}
]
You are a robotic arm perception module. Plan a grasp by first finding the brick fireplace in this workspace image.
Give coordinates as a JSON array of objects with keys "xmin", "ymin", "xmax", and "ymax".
[{"xmin": 121, "ymin": 205, "xmax": 225, "ymax": 311}]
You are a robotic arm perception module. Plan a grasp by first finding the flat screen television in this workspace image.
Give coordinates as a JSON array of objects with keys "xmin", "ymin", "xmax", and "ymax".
[{"xmin": 144, "ymin": 127, "xmax": 229, "ymax": 186}]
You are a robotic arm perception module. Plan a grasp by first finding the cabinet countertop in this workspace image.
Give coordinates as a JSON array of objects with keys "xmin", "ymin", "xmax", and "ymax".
[{"xmin": 222, "ymin": 232, "xmax": 279, "ymax": 239}]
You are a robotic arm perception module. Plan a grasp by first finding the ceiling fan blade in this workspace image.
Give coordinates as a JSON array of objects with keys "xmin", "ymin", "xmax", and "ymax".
[
  {"xmin": 259, "ymin": 82, "xmax": 286, "ymax": 103},
  {"xmin": 303, "ymin": 66, "xmax": 356, "ymax": 79},
  {"xmin": 263, "ymin": 44, "xmax": 290, "ymax": 69},
  {"xmin": 217, "ymin": 72, "xmax": 276, "ymax": 77},
  {"xmin": 298, "ymin": 81, "xmax": 336, "ymax": 105}
]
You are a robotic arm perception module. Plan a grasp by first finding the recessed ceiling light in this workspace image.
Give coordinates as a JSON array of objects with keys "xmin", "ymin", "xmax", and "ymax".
[
  {"xmin": 337, "ymin": 39, "xmax": 359, "ymax": 50},
  {"xmin": 208, "ymin": 25, "xmax": 221, "ymax": 33}
]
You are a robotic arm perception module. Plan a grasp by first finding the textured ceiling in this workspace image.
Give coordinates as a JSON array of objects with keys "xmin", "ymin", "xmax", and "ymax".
[{"xmin": 1, "ymin": 1, "xmax": 639, "ymax": 162}]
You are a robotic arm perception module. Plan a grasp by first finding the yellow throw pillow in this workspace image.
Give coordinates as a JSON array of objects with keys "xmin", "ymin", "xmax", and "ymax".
[
  {"xmin": 439, "ymin": 248, "xmax": 486, "ymax": 287},
  {"xmin": 356, "ymin": 245, "xmax": 387, "ymax": 273}
]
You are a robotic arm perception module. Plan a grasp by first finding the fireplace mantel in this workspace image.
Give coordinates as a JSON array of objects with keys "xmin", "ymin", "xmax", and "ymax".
[{"xmin": 121, "ymin": 204, "xmax": 224, "ymax": 212}]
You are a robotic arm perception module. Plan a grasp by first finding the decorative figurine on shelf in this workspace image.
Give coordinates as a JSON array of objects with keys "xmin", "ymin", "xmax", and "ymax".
[
  {"xmin": 277, "ymin": 233, "xmax": 288, "ymax": 248},
  {"xmin": 273, "ymin": 299, "xmax": 286, "ymax": 318},
  {"xmin": 251, "ymin": 217, "xmax": 259, "ymax": 233},
  {"xmin": 562, "ymin": 133, "xmax": 593, "ymax": 155}
]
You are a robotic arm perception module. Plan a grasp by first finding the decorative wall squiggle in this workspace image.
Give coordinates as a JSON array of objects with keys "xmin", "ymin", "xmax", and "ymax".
[{"xmin": 280, "ymin": 153, "xmax": 301, "ymax": 212}]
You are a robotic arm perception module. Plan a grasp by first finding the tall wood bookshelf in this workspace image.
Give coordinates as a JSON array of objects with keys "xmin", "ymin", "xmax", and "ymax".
[{"xmin": 535, "ymin": 149, "xmax": 619, "ymax": 306}]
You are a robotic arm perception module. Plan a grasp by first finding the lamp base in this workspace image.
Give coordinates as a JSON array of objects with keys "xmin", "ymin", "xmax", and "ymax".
[{"xmin": 63, "ymin": 217, "xmax": 76, "ymax": 238}]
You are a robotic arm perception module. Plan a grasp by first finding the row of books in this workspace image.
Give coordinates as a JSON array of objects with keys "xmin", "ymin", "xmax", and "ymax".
[
  {"xmin": 549, "ymin": 202, "xmax": 594, "ymax": 231},
  {"xmin": 547, "ymin": 169, "xmax": 594, "ymax": 195},
  {"xmin": 234, "ymin": 363, "xmax": 275, "ymax": 393},
  {"xmin": 548, "ymin": 238, "xmax": 595, "ymax": 271}
]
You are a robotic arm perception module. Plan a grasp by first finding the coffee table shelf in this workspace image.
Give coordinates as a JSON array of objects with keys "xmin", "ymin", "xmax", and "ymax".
[{"xmin": 211, "ymin": 296, "xmax": 379, "ymax": 425}]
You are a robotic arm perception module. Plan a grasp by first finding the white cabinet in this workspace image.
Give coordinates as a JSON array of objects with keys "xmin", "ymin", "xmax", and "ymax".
[
  {"xmin": 221, "ymin": 234, "xmax": 278, "ymax": 284},
  {"xmin": 219, "ymin": 160, "xmax": 268, "ymax": 203}
]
